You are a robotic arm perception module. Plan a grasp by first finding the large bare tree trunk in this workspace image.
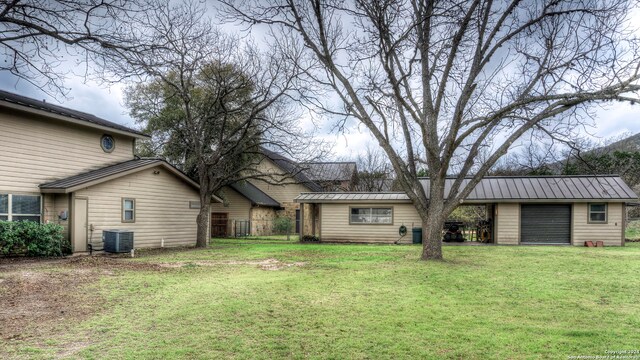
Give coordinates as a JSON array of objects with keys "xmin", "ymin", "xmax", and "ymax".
[
  {"xmin": 222, "ymin": 0, "xmax": 640, "ymax": 260},
  {"xmin": 421, "ymin": 188, "xmax": 444, "ymax": 260},
  {"xmin": 422, "ymin": 216, "xmax": 443, "ymax": 260},
  {"xmin": 196, "ymin": 202, "xmax": 210, "ymax": 248}
]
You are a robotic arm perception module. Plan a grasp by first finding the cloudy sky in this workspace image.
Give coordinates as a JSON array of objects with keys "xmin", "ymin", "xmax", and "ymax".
[{"xmin": 2, "ymin": 4, "xmax": 640, "ymax": 160}]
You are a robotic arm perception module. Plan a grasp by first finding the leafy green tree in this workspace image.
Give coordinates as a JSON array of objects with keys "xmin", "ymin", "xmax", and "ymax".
[
  {"xmin": 121, "ymin": 1, "xmax": 314, "ymax": 247},
  {"xmin": 563, "ymin": 150, "xmax": 640, "ymax": 188}
]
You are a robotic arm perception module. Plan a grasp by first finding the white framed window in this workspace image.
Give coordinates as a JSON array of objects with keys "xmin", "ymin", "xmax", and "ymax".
[
  {"xmin": 588, "ymin": 203, "xmax": 607, "ymax": 223},
  {"xmin": 122, "ymin": 198, "xmax": 135, "ymax": 223},
  {"xmin": 0, "ymin": 194, "xmax": 41, "ymax": 222},
  {"xmin": 0, "ymin": 194, "xmax": 8, "ymax": 221},
  {"xmin": 349, "ymin": 207, "xmax": 393, "ymax": 224}
]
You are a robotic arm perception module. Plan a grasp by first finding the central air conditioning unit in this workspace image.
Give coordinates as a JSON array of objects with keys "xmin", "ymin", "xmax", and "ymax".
[{"xmin": 102, "ymin": 230, "xmax": 134, "ymax": 253}]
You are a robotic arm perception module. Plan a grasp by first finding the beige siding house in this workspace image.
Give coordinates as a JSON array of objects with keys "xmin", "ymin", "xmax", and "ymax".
[
  {"xmin": 296, "ymin": 176, "xmax": 637, "ymax": 246},
  {"xmin": 208, "ymin": 148, "xmax": 327, "ymax": 237},
  {"xmin": 209, "ymin": 182, "xmax": 280, "ymax": 237},
  {"xmin": 209, "ymin": 148, "xmax": 362, "ymax": 238},
  {"xmin": 0, "ymin": 90, "xmax": 219, "ymax": 253},
  {"xmin": 319, "ymin": 202, "xmax": 422, "ymax": 244}
]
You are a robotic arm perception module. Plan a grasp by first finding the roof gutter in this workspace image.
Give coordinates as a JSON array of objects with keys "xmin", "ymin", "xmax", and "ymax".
[{"xmin": 295, "ymin": 197, "xmax": 637, "ymax": 204}]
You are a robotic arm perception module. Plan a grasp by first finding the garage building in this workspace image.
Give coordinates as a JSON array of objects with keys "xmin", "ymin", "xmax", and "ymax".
[{"xmin": 295, "ymin": 175, "xmax": 638, "ymax": 246}]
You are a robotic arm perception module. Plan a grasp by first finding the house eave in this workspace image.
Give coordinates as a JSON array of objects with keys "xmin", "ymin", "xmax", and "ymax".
[
  {"xmin": 0, "ymin": 100, "xmax": 150, "ymax": 139},
  {"xmin": 38, "ymin": 161, "xmax": 218, "ymax": 203}
]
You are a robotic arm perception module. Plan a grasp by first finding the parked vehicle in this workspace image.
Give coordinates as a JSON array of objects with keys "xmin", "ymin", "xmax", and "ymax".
[{"xmin": 443, "ymin": 221, "xmax": 465, "ymax": 242}]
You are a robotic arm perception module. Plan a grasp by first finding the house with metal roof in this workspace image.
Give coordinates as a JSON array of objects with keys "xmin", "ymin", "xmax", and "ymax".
[
  {"xmin": 0, "ymin": 90, "xmax": 222, "ymax": 252},
  {"xmin": 295, "ymin": 176, "xmax": 639, "ymax": 246},
  {"xmin": 209, "ymin": 149, "xmax": 332, "ymax": 237},
  {"xmin": 208, "ymin": 150, "xmax": 360, "ymax": 238}
]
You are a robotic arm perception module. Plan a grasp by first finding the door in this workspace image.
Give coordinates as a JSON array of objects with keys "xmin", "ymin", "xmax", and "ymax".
[
  {"xmin": 211, "ymin": 212, "xmax": 228, "ymax": 238},
  {"xmin": 73, "ymin": 198, "xmax": 88, "ymax": 252},
  {"xmin": 520, "ymin": 204, "xmax": 571, "ymax": 244}
]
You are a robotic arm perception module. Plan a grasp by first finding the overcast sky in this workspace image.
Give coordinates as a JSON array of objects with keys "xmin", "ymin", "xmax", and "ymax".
[{"xmin": 2, "ymin": 5, "xmax": 640, "ymax": 160}]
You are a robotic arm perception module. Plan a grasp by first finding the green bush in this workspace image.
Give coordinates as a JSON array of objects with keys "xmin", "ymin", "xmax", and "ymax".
[
  {"xmin": 301, "ymin": 235, "xmax": 320, "ymax": 242},
  {"xmin": 273, "ymin": 216, "xmax": 293, "ymax": 235},
  {"xmin": 0, "ymin": 221, "xmax": 68, "ymax": 257}
]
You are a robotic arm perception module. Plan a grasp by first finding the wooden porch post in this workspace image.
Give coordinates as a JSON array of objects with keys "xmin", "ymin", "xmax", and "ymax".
[{"xmin": 300, "ymin": 202, "xmax": 305, "ymax": 237}]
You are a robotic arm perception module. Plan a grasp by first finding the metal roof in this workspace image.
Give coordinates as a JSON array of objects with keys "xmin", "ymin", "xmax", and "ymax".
[
  {"xmin": 302, "ymin": 162, "xmax": 357, "ymax": 182},
  {"xmin": 296, "ymin": 192, "xmax": 411, "ymax": 202},
  {"xmin": 295, "ymin": 175, "xmax": 638, "ymax": 203},
  {"xmin": 260, "ymin": 147, "xmax": 323, "ymax": 192},
  {"xmin": 38, "ymin": 159, "xmax": 222, "ymax": 203},
  {"xmin": 422, "ymin": 176, "xmax": 638, "ymax": 201},
  {"xmin": 0, "ymin": 89, "xmax": 149, "ymax": 138},
  {"xmin": 229, "ymin": 182, "xmax": 281, "ymax": 207}
]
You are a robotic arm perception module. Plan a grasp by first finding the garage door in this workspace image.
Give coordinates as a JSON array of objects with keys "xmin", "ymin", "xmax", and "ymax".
[{"xmin": 520, "ymin": 204, "xmax": 571, "ymax": 244}]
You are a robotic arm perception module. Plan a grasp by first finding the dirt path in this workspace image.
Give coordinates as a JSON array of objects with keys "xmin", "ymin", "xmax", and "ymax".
[
  {"xmin": 0, "ymin": 253, "xmax": 305, "ymax": 358},
  {"xmin": 0, "ymin": 256, "xmax": 163, "ymax": 349},
  {"xmin": 0, "ymin": 254, "xmax": 304, "ymax": 344}
]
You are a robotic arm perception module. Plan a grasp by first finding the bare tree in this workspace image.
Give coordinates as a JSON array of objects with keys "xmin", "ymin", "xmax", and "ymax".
[
  {"xmin": 113, "ymin": 1, "xmax": 319, "ymax": 247},
  {"xmin": 354, "ymin": 146, "xmax": 395, "ymax": 191},
  {"xmin": 0, "ymin": 0, "xmax": 154, "ymax": 94},
  {"xmin": 491, "ymin": 139, "xmax": 563, "ymax": 176},
  {"xmin": 222, "ymin": 0, "xmax": 640, "ymax": 260}
]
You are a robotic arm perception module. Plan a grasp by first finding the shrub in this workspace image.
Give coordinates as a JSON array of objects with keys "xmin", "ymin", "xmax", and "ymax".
[
  {"xmin": 301, "ymin": 235, "xmax": 320, "ymax": 242},
  {"xmin": 273, "ymin": 216, "xmax": 293, "ymax": 235},
  {"xmin": 0, "ymin": 221, "xmax": 68, "ymax": 257}
]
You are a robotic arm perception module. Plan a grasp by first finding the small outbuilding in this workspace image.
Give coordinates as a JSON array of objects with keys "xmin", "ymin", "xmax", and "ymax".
[{"xmin": 295, "ymin": 175, "xmax": 638, "ymax": 246}]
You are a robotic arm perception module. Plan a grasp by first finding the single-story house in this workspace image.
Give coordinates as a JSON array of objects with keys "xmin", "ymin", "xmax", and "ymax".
[
  {"xmin": 210, "ymin": 181, "xmax": 281, "ymax": 237},
  {"xmin": 210, "ymin": 148, "xmax": 336, "ymax": 237},
  {"xmin": 296, "ymin": 175, "xmax": 638, "ymax": 246},
  {"xmin": 0, "ymin": 89, "xmax": 221, "ymax": 253}
]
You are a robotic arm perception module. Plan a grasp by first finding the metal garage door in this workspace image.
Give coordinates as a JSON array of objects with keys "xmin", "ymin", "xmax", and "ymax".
[{"xmin": 520, "ymin": 204, "xmax": 571, "ymax": 244}]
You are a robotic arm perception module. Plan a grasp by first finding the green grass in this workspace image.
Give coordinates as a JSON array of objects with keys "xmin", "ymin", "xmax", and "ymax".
[
  {"xmin": 8, "ymin": 241, "xmax": 640, "ymax": 359},
  {"xmin": 626, "ymin": 220, "xmax": 640, "ymax": 240},
  {"xmin": 229, "ymin": 234, "xmax": 300, "ymax": 242}
]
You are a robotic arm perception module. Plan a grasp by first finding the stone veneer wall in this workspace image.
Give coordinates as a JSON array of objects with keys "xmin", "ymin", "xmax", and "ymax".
[
  {"xmin": 278, "ymin": 202, "xmax": 300, "ymax": 220},
  {"xmin": 301, "ymin": 203, "xmax": 315, "ymax": 236},
  {"xmin": 250, "ymin": 207, "xmax": 277, "ymax": 236},
  {"xmin": 276, "ymin": 202, "xmax": 300, "ymax": 233}
]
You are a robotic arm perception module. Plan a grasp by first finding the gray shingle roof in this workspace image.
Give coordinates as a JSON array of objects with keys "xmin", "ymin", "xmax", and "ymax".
[
  {"xmin": 0, "ymin": 89, "xmax": 149, "ymax": 138},
  {"xmin": 296, "ymin": 175, "xmax": 638, "ymax": 202},
  {"xmin": 302, "ymin": 162, "xmax": 356, "ymax": 181},
  {"xmin": 260, "ymin": 147, "xmax": 323, "ymax": 192},
  {"xmin": 39, "ymin": 159, "xmax": 202, "ymax": 194},
  {"xmin": 302, "ymin": 162, "xmax": 357, "ymax": 182},
  {"xmin": 229, "ymin": 182, "xmax": 280, "ymax": 207}
]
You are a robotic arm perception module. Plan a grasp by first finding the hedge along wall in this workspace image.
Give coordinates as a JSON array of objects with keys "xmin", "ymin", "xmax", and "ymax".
[{"xmin": 0, "ymin": 221, "xmax": 68, "ymax": 257}]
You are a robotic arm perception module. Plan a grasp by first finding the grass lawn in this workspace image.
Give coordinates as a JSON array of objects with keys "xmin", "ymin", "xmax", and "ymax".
[
  {"xmin": 626, "ymin": 220, "xmax": 640, "ymax": 240},
  {"xmin": 2, "ymin": 241, "xmax": 640, "ymax": 359},
  {"xmin": 232, "ymin": 234, "xmax": 300, "ymax": 242}
]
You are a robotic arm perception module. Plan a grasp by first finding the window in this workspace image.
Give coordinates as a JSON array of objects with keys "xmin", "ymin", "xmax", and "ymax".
[
  {"xmin": 350, "ymin": 207, "xmax": 393, "ymax": 224},
  {"xmin": 588, "ymin": 203, "xmax": 607, "ymax": 223},
  {"xmin": 189, "ymin": 201, "xmax": 201, "ymax": 209},
  {"xmin": 101, "ymin": 134, "xmax": 115, "ymax": 153},
  {"xmin": 0, "ymin": 194, "xmax": 41, "ymax": 222},
  {"xmin": 0, "ymin": 194, "xmax": 7, "ymax": 221},
  {"xmin": 122, "ymin": 198, "xmax": 135, "ymax": 223}
]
